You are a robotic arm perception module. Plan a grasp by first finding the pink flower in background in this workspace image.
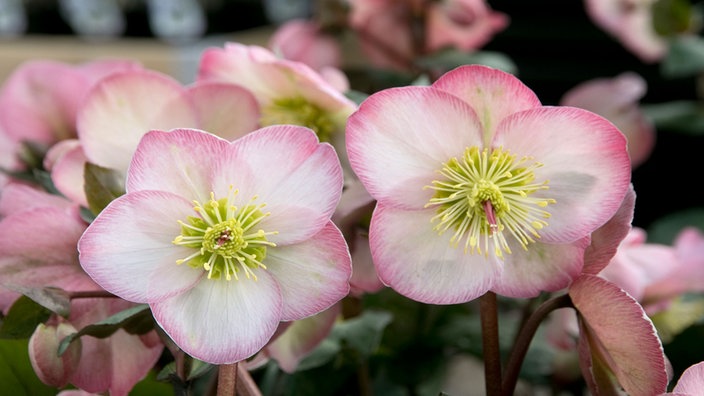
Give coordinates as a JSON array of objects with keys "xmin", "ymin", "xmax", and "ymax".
[
  {"xmin": 198, "ymin": 43, "xmax": 356, "ymax": 146},
  {"xmin": 346, "ymin": 65, "xmax": 631, "ymax": 304},
  {"xmin": 584, "ymin": 0, "xmax": 667, "ymax": 62},
  {"xmin": 426, "ymin": 0, "xmax": 509, "ymax": 52},
  {"xmin": 79, "ymin": 127, "xmax": 351, "ymax": 364},
  {"xmin": 0, "ymin": 59, "xmax": 141, "ymax": 177},
  {"xmin": 348, "ymin": 0, "xmax": 507, "ymax": 70},
  {"xmin": 269, "ymin": 19, "xmax": 343, "ymax": 71},
  {"xmin": 0, "ymin": 183, "xmax": 163, "ymax": 395},
  {"xmin": 48, "ymin": 68, "xmax": 260, "ymax": 207},
  {"xmin": 569, "ymin": 274, "xmax": 668, "ymax": 395},
  {"xmin": 561, "ymin": 72, "xmax": 655, "ymax": 168},
  {"xmin": 77, "ymin": 68, "xmax": 260, "ymax": 177}
]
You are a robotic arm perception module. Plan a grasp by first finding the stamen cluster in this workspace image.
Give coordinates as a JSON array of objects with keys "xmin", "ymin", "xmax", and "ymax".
[
  {"xmin": 425, "ymin": 146, "xmax": 555, "ymax": 258},
  {"xmin": 173, "ymin": 186, "xmax": 278, "ymax": 281}
]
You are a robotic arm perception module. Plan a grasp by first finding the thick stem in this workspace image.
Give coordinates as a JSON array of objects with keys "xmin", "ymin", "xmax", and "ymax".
[
  {"xmin": 479, "ymin": 291, "xmax": 502, "ymax": 396},
  {"xmin": 500, "ymin": 294, "xmax": 573, "ymax": 396},
  {"xmin": 217, "ymin": 363, "xmax": 238, "ymax": 396}
]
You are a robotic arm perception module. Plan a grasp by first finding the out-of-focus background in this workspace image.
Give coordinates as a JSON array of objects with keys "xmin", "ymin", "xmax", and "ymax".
[{"xmin": 1, "ymin": 0, "xmax": 701, "ymax": 229}]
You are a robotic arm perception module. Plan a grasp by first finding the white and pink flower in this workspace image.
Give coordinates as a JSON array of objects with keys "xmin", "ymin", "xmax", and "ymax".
[
  {"xmin": 78, "ymin": 127, "xmax": 352, "ymax": 364},
  {"xmin": 346, "ymin": 64, "xmax": 632, "ymax": 304}
]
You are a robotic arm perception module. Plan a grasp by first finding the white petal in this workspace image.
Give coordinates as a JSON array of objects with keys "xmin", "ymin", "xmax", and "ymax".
[
  {"xmin": 152, "ymin": 272, "xmax": 283, "ymax": 364},
  {"xmin": 78, "ymin": 190, "xmax": 203, "ymax": 303},
  {"xmin": 370, "ymin": 204, "xmax": 501, "ymax": 304},
  {"xmin": 346, "ymin": 86, "xmax": 484, "ymax": 209},
  {"xmin": 265, "ymin": 221, "xmax": 351, "ymax": 321}
]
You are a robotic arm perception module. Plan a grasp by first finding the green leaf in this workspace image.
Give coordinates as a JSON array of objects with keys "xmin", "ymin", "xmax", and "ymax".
[
  {"xmin": 156, "ymin": 358, "xmax": 214, "ymax": 382},
  {"xmin": 416, "ymin": 49, "xmax": 518, "ymax": 75},
  {"xmin": 647, "ymin": 208, "xmax": 704, "ymax": 244},
  {"xmin": 0, "ymin": 339, "xmax": 55, "ymax": 396},
  {"xmin": 0, "ymin": 296, "xmax": 52, "ymax": 339},
  {"xmin": 57, "ymin": 304, "xmax": 152, "ymax": 356},
  {"xmin": 4, "ymin": 285, "xmax": 71, "ymax": 318},
  {"xmin": 83, "ymin": 162, "xmax": 125, "ymax": 215},
  {"xmin": 296, "ymin": 338, "xmax": 342, "ymax": 371},
  {"xmin": 332, "ymin": 310, "xmax": 393, "ymax": 357},
  {"xmin": 641, "ymin": 100, "xmax": 704, "ymax": 135},
  {"xmin": 661, "ymin": 36, "xmax": 704, "ymax": 78},
  {"xmin": 129, "ymin": 369, "xmax": 174, "ymax": 396}
]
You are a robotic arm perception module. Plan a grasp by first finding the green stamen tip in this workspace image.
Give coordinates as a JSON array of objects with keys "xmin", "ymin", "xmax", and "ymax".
[{"xmin": 260, "ymin": 96, "xmax": 336, "ymax": 142}]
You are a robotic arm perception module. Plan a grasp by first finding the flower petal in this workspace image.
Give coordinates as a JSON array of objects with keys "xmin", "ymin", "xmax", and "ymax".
[
  {"xmin": 78, "ymin": 70, "xmax": 200, "ymax": 173},
  {"xmin": 151, "ymin": 273, "xmax": 283, "ymax": 364},
  {"xmin": 50, "ymin": 142, "xmax": 89, "ymax": 208},
  {"xmin": 266, "ymin": 303, "xmax": 341, "ymax": 373},
  {"xmin": 491, "ymin": 237, "xmax": 589, "ymax": 298},
  {"xmin": 370, "ymin": 204, "xmax": 501, "ymax": 304},
  {"xmin": 186, "ymin": 82, "xmax": 260, "ymax": 141},
  {"xmin": 126, "ymin": 128, "xmax": 227, "ymax": 203},
  {"xmin": 494, "ymin": 106, "xmax": 631, "ymax": 243},
  {"xmin": 213, "ymin": 125, "xmax": 343, "ymax": 245},
  {"xmin": 78, "ymin": 190, "xmax": 203, "ymax": 303},
  {"xmin": 672, "ymin": 361, "xmax": 704, "ymax": 395},
  {"xmin": 570, "ymin": 274, "xmax": 668, "ymax": 395},
  {"xmin": 582, "ymin": 185, "xmax": 635, "ymax": 275},
  {"xmin": 346, "ymin": 86, "xmax": 483, "ymax": 209},
  {"xmin": 432, "ymin": 64, "xmax": 541, "ymax": 143},
  {"xmin": 265, "ymin": 221, "xmax": 351, "ymax": 321}
]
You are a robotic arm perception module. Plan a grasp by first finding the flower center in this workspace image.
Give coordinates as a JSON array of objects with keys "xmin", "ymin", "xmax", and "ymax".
[
  {"xmin": 172, "ymin": 186, "xmax": 278, "ymax": 281},
  {"xmin": 424, "ymin": 147, "xmax": 556, "ymax": 258},
  {"xmin": 260, "ymin": 96, "xmax": 335, "ymax": 142}
]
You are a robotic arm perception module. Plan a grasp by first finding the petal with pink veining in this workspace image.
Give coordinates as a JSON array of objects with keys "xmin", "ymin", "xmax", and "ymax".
[
  {"xmin": 78, "ymin": 190, "xmax": 203, "ymax": 303},
  {"xmin": 152, "ymin": 272, "xmax": 282, "ymax": 364},
  {"xmin": 370, "ymin": 204, "xmax": 501, "ymax": 304},
  {"xmin": 265, "ymin": 221, "xmax": 351, "ymax": 321},
  {"xmin": 346, "ymin": 86, "xmax": 483, "ymax": 209},
  {"xmin": 570, "ymin": 274, "xmax": 668, "ymax": 395}
]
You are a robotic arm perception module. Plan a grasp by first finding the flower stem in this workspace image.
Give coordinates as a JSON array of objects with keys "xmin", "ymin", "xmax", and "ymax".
[
  {"xmin": 236, "ymin": 364, "xmax": 262, "ymax": 396},
  {"xmin": 479, "ymin": 291, "xmax": 502, "ymax": 396},
  {"xmin": 500, "ymin": 294, "xmax": 573, "ymax": 396},
  {"xmin": 217, "ymin": 363, "xmax": 238, "ymax": 396},
  {"xmin": 68, "ymin": 290, "xmax": 118, "ymax": 299}
]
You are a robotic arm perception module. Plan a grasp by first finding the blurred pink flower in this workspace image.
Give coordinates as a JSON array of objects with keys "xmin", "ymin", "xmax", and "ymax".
[
  {"xmin": 0, "ymin": 59, "xmax": 141, "ymax": 176},
  {"xmin": 79, "ymin": 127, "xmax": 351, "ymax": 364},
  {"xmin": 569, "ymin": 274, "xmax": 669, "ymax": 395},
  {"xmin": 426, "ymin": 0, "xmax": 509, "ymax": 52},
  {"xmin": 561, "ymin": 72, "xmax": 655, "ymax": 168},
  {"xmin": 0, "ymin": 183, "xmax": 163, "ymax": 395},
  {"xmin": 348, "ymin": 0, "xmax": 507, "ymax": 70},
  {"xmin": 584, "ymin": 0, "xmax": 667, "ymax": 62},
  {"xmin": 346, "ymin": 65, "xmax": 631, "ymax": 304},
  {"xmin": 269, "ymin": 19, "xmax": 343, "ymax": 71}
]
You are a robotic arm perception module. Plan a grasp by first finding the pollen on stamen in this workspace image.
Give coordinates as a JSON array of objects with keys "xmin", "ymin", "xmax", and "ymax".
[
  {"xmin": 425, "ymin": 146, "xmax": 557, "ymax": 259},
  {"xmin": 172, "ymin": 189, "xmax": 278, "ymax": 281}
]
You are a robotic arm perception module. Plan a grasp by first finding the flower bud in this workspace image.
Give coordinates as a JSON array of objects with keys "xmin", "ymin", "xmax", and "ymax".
[{"xmin": 28, "ymin": 322, "xmax": 82, "ymax": 387}]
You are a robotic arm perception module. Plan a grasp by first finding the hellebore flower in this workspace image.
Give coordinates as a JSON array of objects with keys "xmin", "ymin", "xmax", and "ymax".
[
  {"xmin": 197, "ymin": 43, "xmax": 356, "ymax": 146},
  {"xmin": 584, "ymin": 0, "xmax": 666, "ymax": 62},
  {"xmin": 560, "ymin": 72, "xmax": 655, "ymax": 168},
  {"xmin": 0, "ymin": 59, "xmax": 141, "ymax": 183},
  {"xmin": 78, "ymin": 68, "xmax": 260, "ymax": 177},
  {"xmin": 0, "ymin": 183, "xmax": 163, "ymax": 395},
  {"xmin": 269, "ymin": 19, "xmax": 343, "ymax": 72},
  {"xmin": 78, "ymin": 127, "xmax": 352, "ymax": 364},
  {"xmin": 346, "ymin": 64, "xmax": 631, "ymax": 304}
]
